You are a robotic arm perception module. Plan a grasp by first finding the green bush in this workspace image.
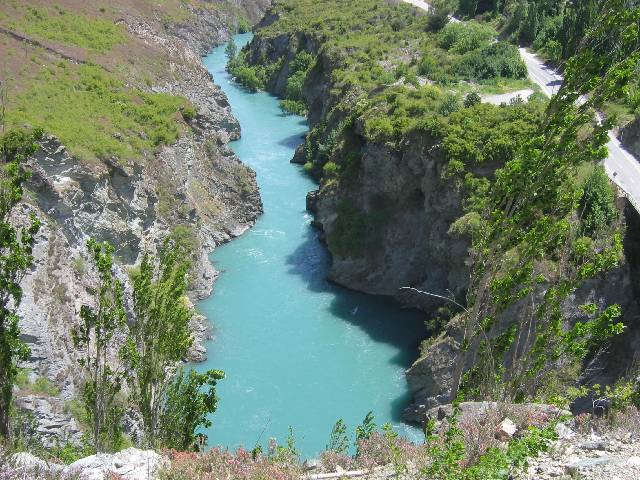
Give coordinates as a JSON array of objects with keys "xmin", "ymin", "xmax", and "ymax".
[
  {"xmin": 456, "ymin": 43, "xmax": 527, "ymax": 81},
  {"xmin": 439, "ymin": 21, "xmax": 494, "ymax": 54},
  {"xmin": 581, "ymin": 166, "xmax": 618, "ymax": 237}
]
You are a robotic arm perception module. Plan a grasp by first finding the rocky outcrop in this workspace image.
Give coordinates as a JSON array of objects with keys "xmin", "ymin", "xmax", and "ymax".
[
  {"xmin": 404, "ymin": 199, "xmax": 640, "ymax": 424},
  {"xmin": 11, "ymin": 448, "xmax": 168, "ymax": 480},
  {"xmin": 619, "ymin": 117, "xmax": 640, "ymax": 159},
  {"xmin": 241, "ymin": 26, "xmax": 469, "ymax": 307}
]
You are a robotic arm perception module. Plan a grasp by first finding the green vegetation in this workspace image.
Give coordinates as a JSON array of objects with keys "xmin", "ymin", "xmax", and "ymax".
[
  {"xmin": 8, "ymin": 6, "xmax": 127, "ymax": 53},
  {"xmin": 69, "ymin": 235, "xmax": 224, "ymax": 453},
  {"xmin": 580, "ymin": 166, "xmax": 618, "ymax": 237},
  {"xmin": 6, "ymin": 64, "xmax": 192, "ymax": 163},
  {"xmin": 72, "ymin": 239, "xmax": 128, "ymax": 453},
  {"xmin": 124, "ymin": 237, "xmax": 194, "ymax": 448},
  {"xmin": 159, "ymin": 368, "xmax": 225, "ymax": 451},
  {"xmin": 228, "ymin": 0, "xmax": 528, "ymax": 141},
  {"xmin": 0, "ymin": 128, "xmax": 42, "ymax": 439},
  {"xmin": 280, "ymin": 51, "xmax": 314, "ymax": 114},
  {"xmin": 447, "ymin": 0, "xmax": 637, "ymax": 403}
]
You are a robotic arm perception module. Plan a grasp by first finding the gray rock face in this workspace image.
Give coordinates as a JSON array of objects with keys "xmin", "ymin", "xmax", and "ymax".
[
  {"xmin": 65, "ymin": 448, "xmax": 168, "ymax": 480},
  {"xmin": 15, "ymin": 395, "xmax": 82, "ymax": 447}
]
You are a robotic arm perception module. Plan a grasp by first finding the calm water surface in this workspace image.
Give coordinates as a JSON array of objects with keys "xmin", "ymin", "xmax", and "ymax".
[{"xmin": 196, "ymin": 33, "xmax": 425, "ymax": 457}]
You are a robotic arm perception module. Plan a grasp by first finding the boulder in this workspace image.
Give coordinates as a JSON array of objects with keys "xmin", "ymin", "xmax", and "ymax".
[{"xmin": 495, "ymin": 418, "xmax": 517, "ymax": 441}]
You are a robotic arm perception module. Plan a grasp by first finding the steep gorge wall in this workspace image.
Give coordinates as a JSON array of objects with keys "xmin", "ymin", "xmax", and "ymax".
[
  {"xmin": 12, "ymin": 1, "xmax": 269, "ymax": 445},
  {"xmin": 242, "ymin": 24, "xmax": 470, "ymax": 308},
  {"xmin": 239, "ymin": 14, "xmax": 640, "ymax": 426}
]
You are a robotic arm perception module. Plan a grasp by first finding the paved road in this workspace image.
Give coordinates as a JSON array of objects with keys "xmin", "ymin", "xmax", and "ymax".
[
  {"xmin": 402, "ymin": 0, "xmax": 432, "ymax": 12},
  {"xmin": 520, "ymin": 47, "xmax": 640, "ymax": 211},
  {"xmin": 481, "ymin": 88, "xmax": 534, "ymax": 105},
  {"xmin": 401, "ymin": 0, "xmax": 640, "ymax": 210}
]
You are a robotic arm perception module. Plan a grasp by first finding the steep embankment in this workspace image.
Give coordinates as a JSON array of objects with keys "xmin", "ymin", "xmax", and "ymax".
[
  {"xmin": 231, "ymin": 0, "xmax": 640, "ymax": 425},
  {"xmin": 1, "ymin": 0, "xmax": 268, "ymax": 445}
]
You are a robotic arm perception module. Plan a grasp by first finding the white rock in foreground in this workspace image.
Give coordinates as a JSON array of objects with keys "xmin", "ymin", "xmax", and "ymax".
[
  {"xmin": 64, "ymin": 448, "xmax": 169, "ymax": 480},
  {"xmin": 495, "ymin": 418, "xmax": 518, "ymax": 441}
]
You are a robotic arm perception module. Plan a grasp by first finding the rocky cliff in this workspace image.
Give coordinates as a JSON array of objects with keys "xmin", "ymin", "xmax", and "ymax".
[
  {"xmin": 6, "ymin": 0, "xmax": 269, "ymax": 445},
  {"xmin": 237, "ymin": 4, "xmax": 640, "ymax": 427}
]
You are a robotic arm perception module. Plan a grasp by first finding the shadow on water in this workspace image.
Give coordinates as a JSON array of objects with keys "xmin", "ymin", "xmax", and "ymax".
[
  {"xmin": 285, "ymin": 226, "xmax": 426, "ymax": 423},
  {"xmin": 285, "ymin": 225, "xmax": 427, "ymax": 370},
  {"xmin": 278, "ymin": 132, "xmax": 307, "ymax": 149}
]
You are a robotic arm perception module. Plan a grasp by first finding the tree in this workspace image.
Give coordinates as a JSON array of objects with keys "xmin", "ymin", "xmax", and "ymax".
[
  {"xmin": 225, "ymin": 38, "xmax": 238, "ymax": 61},
  {"xmin": 158, "ymin": 368, "xmax": 224, "ymax": 451},
  {"xmin": 72, "ymin": 239, "xmax": 127, "ymax": 452},
  {"xmin": 0, "ymin": 128, "xmax": 42, "ymax": 439},
  {"xmin": 449, "ymin": 0, "xmax": 639, "ymax": 402},
  {"xmin": 581, "ymin": 166, "xmax": 617, "ymax": 236},
  {"xmin": 123, "ymin": 236, "xmax": 193, "ymax": 448}
]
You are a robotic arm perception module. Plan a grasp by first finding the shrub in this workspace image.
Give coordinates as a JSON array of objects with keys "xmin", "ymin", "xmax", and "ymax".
[
  {"xmin": 456, "ymin": 42, "xmax": 527, "ymax": 80},
  {"xmin": 464, "ymin": 92, "xmax": 481, "ymax": 108},
  {"xmin": 439, "ymin": 21, "xmax": 494, "ymax": 54},
  {"xmin": 580, "ymin": 166, "xmax": 618, "ymax": 237}
]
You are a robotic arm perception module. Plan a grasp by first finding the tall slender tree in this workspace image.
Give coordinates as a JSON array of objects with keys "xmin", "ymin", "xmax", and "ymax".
[
  {"xmin": 72, "ymin": 239, "xmax": 127, "ymax": 452},
  {"xmin": 0, "ymin": 128, "xmax": 41, "ymax": 439},
  {"xmin": 123, "ymin": 236, "xmax": 193, "ymax": 448}
]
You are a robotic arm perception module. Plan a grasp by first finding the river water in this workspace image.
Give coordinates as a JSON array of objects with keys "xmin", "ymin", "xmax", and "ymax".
[{"xmin": 196, "ymin": 33, "xmax": 425, "ymax": 458}]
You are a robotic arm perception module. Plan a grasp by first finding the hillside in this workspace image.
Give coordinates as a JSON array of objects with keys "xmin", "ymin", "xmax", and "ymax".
[{"xmin": 0, "ymin": 0, "xmax": 268, "ymax": 448}]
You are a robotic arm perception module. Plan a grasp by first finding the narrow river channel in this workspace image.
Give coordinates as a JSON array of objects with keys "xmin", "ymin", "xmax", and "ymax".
[{"xmin": 196, "ymin": 33, "xmax": 425, "ymax": 458}]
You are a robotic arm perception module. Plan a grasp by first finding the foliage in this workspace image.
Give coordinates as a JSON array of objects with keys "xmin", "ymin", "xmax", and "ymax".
[
  {"xmin": 456, "ymin": 43, "xmax": 527, "ymax": 81},
  {"xmin": 439, "ymin": 21, "xmax": 494, "ymax": 54},
  {"xmin": 354, "ymin": 411, "xmax": 376, "ymax": 457},
  {"xmin": 6, "ymin": 64, "xmax": 191, "ymax": 162},
  {"xmin": 464, "ymin": 92, "xmax": 481, "ymax": 108},
  {"xmin": 71, "ymin": 239, "xmax": 127, "ymax": 452},
  {"xmin": 280, "ymin": 51, "xmax": 314, "ymax": 114},
  {"xmin": 122, "ymin": 236, "xmax": 193, "ymax": 448},
  {"xmin": 580, "ymin": 166, "xmax": 617, "ymax": 236},
  {"xmin": 449, "ymin": 0, "xmax": 639, "ymax": 404},
  {"xmin": 0, "ymin": 128, "xmax": 42, "ymax": 439},
  {"xmin": 225, "ymin": 38, "xmax": 238, "ymax": 60},
  {"xmin": 159, "ymin": 368, "xmax": 225, "ymax": 451},
  {"xmin": 326, "ymin": 419, "xmax": 349, "ymax": 454}
]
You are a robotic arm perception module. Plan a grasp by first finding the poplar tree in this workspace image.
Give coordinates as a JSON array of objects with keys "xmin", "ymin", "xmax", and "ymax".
[
  {"xmin": 0, "ymin": 128, "xmax": 41, "ymax": 439},
  {"xmin": 123, "ymin": 236, "xmax": 193, "ymax": 448},
  {"xmin": 72, "ymin": 239, "xmax": 127, "ymax": 452}
]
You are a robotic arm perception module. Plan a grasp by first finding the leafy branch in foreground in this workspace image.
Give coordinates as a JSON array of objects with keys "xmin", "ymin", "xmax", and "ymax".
[
  {"xmin": 159, "ymin": 368, "xmax": 225, "ymax": 451},
  {"xmin": 0, "ymin": 128, "xmax": 42, "ymax": 439},
  {"xmin": 449, "ymin": 0, "xmax": 639, "ymax": 403}
]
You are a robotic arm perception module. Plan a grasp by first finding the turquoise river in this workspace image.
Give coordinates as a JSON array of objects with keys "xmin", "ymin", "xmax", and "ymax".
[{"xmin": 196, "ymin": 33, "xmax": 425, "ymax": 458}]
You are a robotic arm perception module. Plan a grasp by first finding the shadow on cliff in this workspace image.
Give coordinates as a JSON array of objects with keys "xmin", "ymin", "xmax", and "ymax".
[{"xmin": 284, "ymin": 224, "xmax": 426, "ymax": 366}]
